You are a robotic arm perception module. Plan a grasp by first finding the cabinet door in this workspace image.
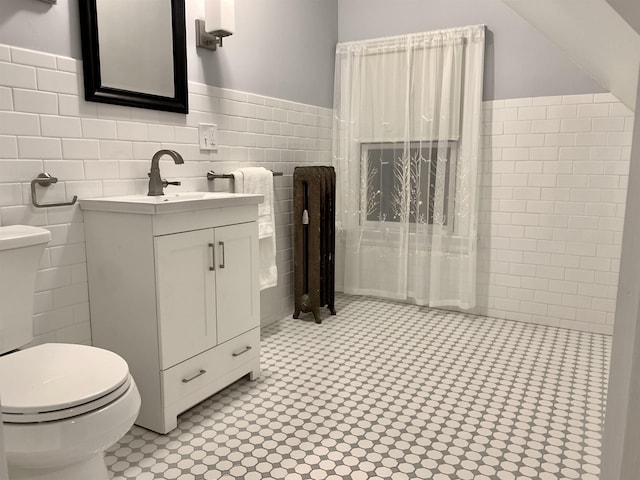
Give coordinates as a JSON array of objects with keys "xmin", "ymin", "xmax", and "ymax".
[
  {"xmin": 215, "ymin": 222, "xmax": 260, "ymax": 343},
  {"xmin": 155, "ymin": 229, "xmax": 217, "ymax": 369}
]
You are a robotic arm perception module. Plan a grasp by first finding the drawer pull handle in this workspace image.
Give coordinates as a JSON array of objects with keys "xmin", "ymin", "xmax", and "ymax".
[
  {"xmin": 232, "ymin": 346, "xmax": 252, "ymax": 357},
  {"xmin": 208, "ymin": 243, "xmax": 215, "ymax": 271},
  {"xmin": 182, "ymin": 369, "xmax": 207, "ymax": 383},
  {"xmin": 219, "ymin": 241, "xmax": 225, "ymax": 269}
]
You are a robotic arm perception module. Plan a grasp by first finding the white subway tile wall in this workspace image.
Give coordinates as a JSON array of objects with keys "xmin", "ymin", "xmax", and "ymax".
[
  {"xmin": 0, "ymin": 45, "xmax": 634, "ymax": 343},
  {"xmin": 477, "ymin": 93, "xmax": 634, "ymax": 335},
  {"xmin": 0, "ymin": 45, "xmax": 332, "ymax": 346}
]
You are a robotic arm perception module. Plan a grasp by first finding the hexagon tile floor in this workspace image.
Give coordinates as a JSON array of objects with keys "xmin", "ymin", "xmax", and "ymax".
[{"xmin": 107, "ymin": 294, "xmax": 610, "ymax": 480}]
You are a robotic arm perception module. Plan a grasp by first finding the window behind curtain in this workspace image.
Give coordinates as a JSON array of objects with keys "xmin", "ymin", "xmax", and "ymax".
[{"xmin": 362, "ymin": 141, "xmax": 457, "ymax": 226}]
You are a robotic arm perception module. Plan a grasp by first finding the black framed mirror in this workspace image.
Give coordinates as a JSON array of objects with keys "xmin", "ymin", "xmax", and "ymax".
[{"xmin": 78, "ymin": 0, "xmax": 188, "ymax": 114}]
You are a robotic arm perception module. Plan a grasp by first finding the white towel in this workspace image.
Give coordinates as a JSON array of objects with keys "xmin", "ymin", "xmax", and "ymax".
[{"xmin": 231, "ymin": 167, "xmax": 277, "ymax": 290}]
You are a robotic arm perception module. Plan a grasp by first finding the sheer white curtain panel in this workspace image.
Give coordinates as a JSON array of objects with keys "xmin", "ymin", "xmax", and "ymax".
[{"xmin": 332, "ymin": 25, "xmax": 485, "ymax": 309}]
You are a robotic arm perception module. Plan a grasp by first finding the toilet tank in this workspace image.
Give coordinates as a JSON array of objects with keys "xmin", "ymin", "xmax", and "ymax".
[{"xmin": 0, "ymin": 226, "xmax": 51, "ymax": 355}]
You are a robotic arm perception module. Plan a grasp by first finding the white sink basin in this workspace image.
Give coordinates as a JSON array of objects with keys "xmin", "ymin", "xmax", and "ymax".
[
  {"xmin": 155, "ymin": 193, "xmax": 208, "ymax": 202},
  {"xmin": 79, "ymin": 192, "xmax": 264, "ymax": 214},
  {"xmin": 123, "ymin": 192, "xmax": 208, "ymax": 203}
]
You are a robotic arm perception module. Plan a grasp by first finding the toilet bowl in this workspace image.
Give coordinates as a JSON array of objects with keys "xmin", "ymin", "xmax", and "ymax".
[
  {"xmin": 0, "ymin": 225, "xmax": 141, "ymax": 480},
  {"xmin": 0, "ymin": 344, "xmax": 141, "ymax": 480}
]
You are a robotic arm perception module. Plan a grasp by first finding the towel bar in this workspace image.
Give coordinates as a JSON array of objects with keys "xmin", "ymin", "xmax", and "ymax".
[{"xmin": 206, "ymin": 170, "xmax": 283, "ymax": 181}]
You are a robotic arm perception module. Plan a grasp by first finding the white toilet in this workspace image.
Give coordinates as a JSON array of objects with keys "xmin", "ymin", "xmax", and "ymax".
[{"xmin": 0, "ymin": 225, "xmax": 141, "ymax": 480}]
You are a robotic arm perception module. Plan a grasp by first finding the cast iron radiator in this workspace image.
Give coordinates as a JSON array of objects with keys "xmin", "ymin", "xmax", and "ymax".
[{"xmin": 293, "ymin": 166, "xmax": 336, "ymax": 323}]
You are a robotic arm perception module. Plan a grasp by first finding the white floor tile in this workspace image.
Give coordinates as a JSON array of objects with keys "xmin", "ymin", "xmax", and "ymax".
[{"xmin": 108, "ymin": 294, "xmax": 609, "ymax": 480}]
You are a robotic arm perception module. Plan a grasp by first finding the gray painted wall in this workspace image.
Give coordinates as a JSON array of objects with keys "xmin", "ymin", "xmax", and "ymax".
[
  {"xmin": 0, "ymin": 0, "xmax": 82, "ymax": 59},
  {"xmin": 338, "ymin": 0, "xmax": 606, "ymax": 100},
  {"xmin": 187, "ymin": 0, "xmax": 337, "ymax": 107},
  {"xmin": 0, "ymin": 0, "xmax": 609, "ymax": 106},
  {"xmin": 0, "ymin": 0, "xmax": 338, "ymax": 107}
]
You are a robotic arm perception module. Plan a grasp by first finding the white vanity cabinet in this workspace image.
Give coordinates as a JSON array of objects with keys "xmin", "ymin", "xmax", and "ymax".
[
  {"xmin": 155, "ymin": 222, "xmax": 257, "ymax": 369},
  {"xmin": 81, "ymin": 194, "xmax": 262, "ymax": 434}
]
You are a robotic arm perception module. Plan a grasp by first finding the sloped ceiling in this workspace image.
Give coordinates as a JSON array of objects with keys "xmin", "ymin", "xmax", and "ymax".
[
  {"xmin": 502, "ymin": 0, "xmax": 640, "ymax": 110},
  {"xmin": 606, "ymin": 0, "xmax": 640, "ymax": 35}
]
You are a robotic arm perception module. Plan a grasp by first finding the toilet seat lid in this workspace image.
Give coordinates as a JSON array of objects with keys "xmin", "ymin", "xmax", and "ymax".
[
  {"xmin": 0, "ymin": 225, "xmax": 51, "ymax": 251},
  {"xmin": 0, "ymin": 343, "xmax": 130, "ymax": 414}
]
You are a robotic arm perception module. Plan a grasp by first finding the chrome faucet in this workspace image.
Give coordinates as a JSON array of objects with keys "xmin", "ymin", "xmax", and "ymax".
[{"xmin": 148, "ymin": 149, "xmax": 185, "ymax": 196}]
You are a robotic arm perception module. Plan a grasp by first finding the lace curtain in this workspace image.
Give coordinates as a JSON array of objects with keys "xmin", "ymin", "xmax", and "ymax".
[{"xmin": 332, "ymin": 25, "xmax": 485, "ymax": 309}]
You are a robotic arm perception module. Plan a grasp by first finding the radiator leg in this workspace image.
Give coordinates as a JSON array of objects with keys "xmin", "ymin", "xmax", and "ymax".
[
  {"xmin": 313, "ymin": 307, "xmax": 321, "ymax": 324},
  {"xmin": 293, "ymin": 308, "xmax": 301, "ymax": 319},
  {"xmin": 329, "ymin": 305, "xmax": 336, "ymax": 315}
]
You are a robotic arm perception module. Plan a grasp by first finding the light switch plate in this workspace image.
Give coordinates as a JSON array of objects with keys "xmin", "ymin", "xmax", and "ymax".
[{"xmin": 198, "ymin": 123, "xmax": 218, "ymax": 150}]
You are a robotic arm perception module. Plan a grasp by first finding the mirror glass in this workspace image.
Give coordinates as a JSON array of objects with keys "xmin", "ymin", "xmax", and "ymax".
[
  {"xmin": 96, "ymin": 0, "xmax": 174, "ymax": 97},
  {"xmin": 79, "ymin": 0, "xmax": 188, "ymax": 113}
]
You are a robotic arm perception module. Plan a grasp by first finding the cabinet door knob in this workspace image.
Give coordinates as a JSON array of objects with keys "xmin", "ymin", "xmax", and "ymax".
[
  {"xmin": 232, "ymin": 345, "xmax": 252, "ymax": 357},
  {"xmin": 182, "ymin": 369, "xmax": 207, "ymax": 383},
  {"xmin": 208, "ymin": 243, "xmax": 215, "ymax": 271},
  {"xmin": 219, "ymin": 241, "xmax": 226, "ymax": 269}
]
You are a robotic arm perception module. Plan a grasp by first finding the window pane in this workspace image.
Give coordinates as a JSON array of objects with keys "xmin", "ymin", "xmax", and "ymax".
[{"xmin": 362, "ymin": 142, "xmax": 452, "ymax": 226}]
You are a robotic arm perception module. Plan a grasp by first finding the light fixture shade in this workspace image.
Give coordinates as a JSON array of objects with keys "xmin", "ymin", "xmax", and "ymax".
[{"xmin": 205, "ymin": 0, "xmax": 235, "ymax": 37}]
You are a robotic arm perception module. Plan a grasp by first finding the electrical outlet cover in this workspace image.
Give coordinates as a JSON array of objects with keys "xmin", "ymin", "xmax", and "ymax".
[{"xmin": 198, "ymin": 123, "xmax": 218, "ymax": 151}]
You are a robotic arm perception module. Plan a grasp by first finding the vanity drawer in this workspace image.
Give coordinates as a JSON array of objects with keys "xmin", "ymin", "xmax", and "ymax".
[{"xmin": 161, "ymin": 328, "xmax": 260, "ymax": 407}]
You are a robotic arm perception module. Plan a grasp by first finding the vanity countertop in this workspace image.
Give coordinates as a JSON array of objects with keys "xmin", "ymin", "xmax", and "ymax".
[{"xmin": 79, "ymin": 192, "xmax": 264, "ymax": 215}]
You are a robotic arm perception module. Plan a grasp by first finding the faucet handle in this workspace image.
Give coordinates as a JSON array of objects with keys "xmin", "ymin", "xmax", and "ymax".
[{"xmin": 163, "ymin": 180, "xmax": 181, "ymax": 187}]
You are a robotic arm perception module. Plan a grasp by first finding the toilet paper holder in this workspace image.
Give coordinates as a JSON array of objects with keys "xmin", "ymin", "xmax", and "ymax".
[{"xmin": 30, "ymin": 173, "xmax": 78, "ymax": 208}]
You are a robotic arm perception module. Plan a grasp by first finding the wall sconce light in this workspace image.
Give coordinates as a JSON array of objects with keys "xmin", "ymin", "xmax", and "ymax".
[
  {"xmin": 38, "ymin": 0, "xmax": 57, "ymax": 4},
  {"xmin": 196, "ymin": 0, "xmax": 235, "ymax": 51}
]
